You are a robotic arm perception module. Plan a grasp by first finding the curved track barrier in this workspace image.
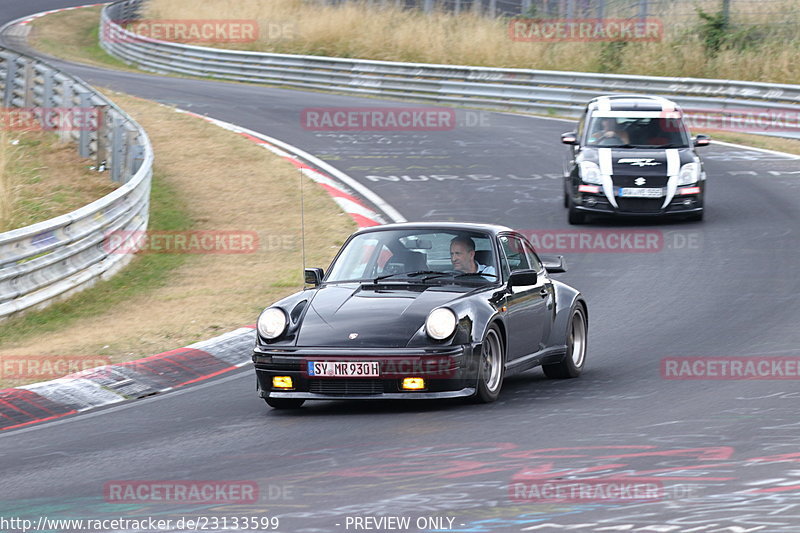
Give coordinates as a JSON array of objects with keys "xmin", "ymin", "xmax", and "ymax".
[
  {"xmin": 100, "ymin": 0, "xmax": 800, "ymax": 140},
  {"xmin": 0, "ymin": 46, "xmax": 153, "ymax": 319}
]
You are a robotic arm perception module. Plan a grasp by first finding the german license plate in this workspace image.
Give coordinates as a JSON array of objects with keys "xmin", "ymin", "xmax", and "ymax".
[
  {"xmin": 619, "ymin": 187, "xmax": 663, "ymax": 198},
  {"xmin": 307, "ymin": 361, "xmax": 380, "ymax": 377}
]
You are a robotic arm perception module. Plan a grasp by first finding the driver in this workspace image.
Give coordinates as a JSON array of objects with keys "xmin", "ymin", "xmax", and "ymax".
[
  {"xmin": 589, "ymin": 117, "xmax": 630, "ymax": 144},
  {"xmin": 450, "ymin": 236, "xmax": 496, "ymax": 280}
]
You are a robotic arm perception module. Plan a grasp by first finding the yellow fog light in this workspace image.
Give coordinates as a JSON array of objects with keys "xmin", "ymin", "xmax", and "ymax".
[
  {"xmin": 272, "ymin": 376, "xmax": 294, "ymax": 389},
  {"xmin": 401, "ymin": 377, "xmax": 426, "ymax": 390}
]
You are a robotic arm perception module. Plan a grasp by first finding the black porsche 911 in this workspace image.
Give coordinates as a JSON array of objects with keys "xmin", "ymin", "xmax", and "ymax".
[
  {"xmin": 561, "ymin": 94, "xmax": 710, "ymax": 224},
  {"xmin": 252, "ymin": 223, "xmax": 588, "ymax": 409}
]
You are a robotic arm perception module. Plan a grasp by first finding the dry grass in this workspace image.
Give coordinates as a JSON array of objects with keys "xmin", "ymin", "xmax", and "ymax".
[
  {"xmin": 0, "ymin": 129, "xmax": 117, "ymax": 233},
  {"xmin": 0, "ymin": 90, "xmax": 355, "ymax": 384},
  {"xmin": 140, "ymin": 0, "xmax": 800, "ymax": 83},
  {"xmin": 27, "ymin": 6, "xmax": 135, "ymax": 71}
]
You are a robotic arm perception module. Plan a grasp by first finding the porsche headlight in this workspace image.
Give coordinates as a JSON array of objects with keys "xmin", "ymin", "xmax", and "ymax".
[
  {"xmin": 425, "ymin": 308, "xmax": 457, "ymax": 340},
  {"xmin": 579, "ymin": 161, "xmax": 603, "ymax": 185},
  {"xmin": 258, "ymin": 307, "xmax": 288, "ymax": 340},
  {"xmin": 677, "ymin": 162, "xmax": 700, "ymax": 185}
]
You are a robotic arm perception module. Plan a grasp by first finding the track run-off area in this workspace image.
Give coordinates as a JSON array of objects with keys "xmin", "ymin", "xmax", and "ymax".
[{"xmin": 2, "ymin": 1, "xmax": 800, "ymax": 531}]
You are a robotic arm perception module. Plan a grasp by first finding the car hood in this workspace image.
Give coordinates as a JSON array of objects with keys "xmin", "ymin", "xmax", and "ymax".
[
  {"xmin": 296, "ymin": 283, "xmax": 468, "ymax": 348},
  {"xmin": 581, "ymin": 147, "xmax": 695, "ymax": 176}
]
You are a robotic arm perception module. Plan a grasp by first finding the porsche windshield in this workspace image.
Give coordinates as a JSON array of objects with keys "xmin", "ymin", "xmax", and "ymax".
[
  {"xmin": 586, "ymin": 113, "xmax": 690, "ymax": 148},
  {"xmin": 325, "ymin": 229, "xmax": 497, "ymax": 283}
]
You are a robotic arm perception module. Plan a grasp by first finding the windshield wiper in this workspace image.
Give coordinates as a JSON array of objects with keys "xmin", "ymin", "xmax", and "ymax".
[
  {"xmin": 650, "ymin": 143, "xmax": 687, "ymax": 148},
  {"xmin": 453, "ymin": 272, "xmax": 498, "ymax": 279},
  {"xmin": 372, "ymin": 270, "xmax": 448, "ymax": 283}
]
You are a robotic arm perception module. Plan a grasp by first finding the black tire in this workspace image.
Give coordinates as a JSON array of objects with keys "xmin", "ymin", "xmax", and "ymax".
[
  {"xmin": 568, "ymin": 198, "xmax": 587, "ymax": 225},
  {"xmin": 543, "ymin": 304, "xmax": 587, "ymax": 379},
  {"xmin": 473, "ymin": 324, "xmax": 505, "ymax": 403},
  {"xmin": 563, "ymin": 183, "xmax": 569, "ymax": 208},
  {"xmin": 265, "ymin": 397, "xmax": 305, "ymax": 409}
]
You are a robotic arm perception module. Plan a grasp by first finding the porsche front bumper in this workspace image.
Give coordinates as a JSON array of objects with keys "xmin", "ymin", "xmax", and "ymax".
[{"xmin": 253, "ymin": 345, "xmax": 479, "ymax": 400}]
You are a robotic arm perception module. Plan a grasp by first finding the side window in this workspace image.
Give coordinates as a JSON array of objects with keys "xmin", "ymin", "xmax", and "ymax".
[
  {"xmin": 499, "ymin": 235, "xmax": 530, "ymax": 272},
  {"xmin": 522, "ymin": 241, "xmax": 543, "ymax": 272}
]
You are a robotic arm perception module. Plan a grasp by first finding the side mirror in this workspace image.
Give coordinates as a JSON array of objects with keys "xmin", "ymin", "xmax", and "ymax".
[
  {"xmin": 541, "ymin": 255, "xmax": 567, "ymax": 273},
  {"xmin": 508, "ymin": 269, "xmax": 538, "ymax": 287},
  {"xmin": 561, "ymin": 132, "xmax": 578, "ymax": 145},
  {"xmin": 693, "ymin": 134, "xmax": 710, "ymax": 147},
  {"xmin": 304, "ymin": 267, "xmax": 324, "ymax": 287}
]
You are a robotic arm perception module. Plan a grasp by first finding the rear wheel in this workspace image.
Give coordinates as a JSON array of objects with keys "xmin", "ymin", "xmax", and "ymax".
[
  {"xmin": 265, "ymin": 397, "xmax": 305, "ymax": 409},
  {"xmin": 473, "ymin": 324, "xmax": 505, "ymax": 403},
  {"xmin": 543, "ymin": 304, "xmax": 587, "ymax": 379},
  {"xmin": 687, "ymin": 210, "xmax": 704, "ymax": 222}
]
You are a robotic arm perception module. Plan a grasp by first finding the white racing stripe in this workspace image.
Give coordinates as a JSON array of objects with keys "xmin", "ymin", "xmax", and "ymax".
[
  {"xmin": 597, "ymin": 148, "xmax": 618, "ymax": 208},
  {"xmin": 662, "ymin": 148, "xmax": 681, "ymax": 208}
]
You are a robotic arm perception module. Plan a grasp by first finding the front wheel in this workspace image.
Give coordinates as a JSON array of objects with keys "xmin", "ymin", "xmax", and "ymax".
[
  {"xmin": 265, "ymin": 397, "xmax": 305, "ymax": 409},
  {"xmin": 568, "ymin": 198, "xmax": 587, "ymax": 225},
  {"xmin": 543, "ymin": 304, "xmax": 587, "ymax": 379},
  {"xmin": 473, "ymin": 324, "xmax": 505, "ymax": 403}
]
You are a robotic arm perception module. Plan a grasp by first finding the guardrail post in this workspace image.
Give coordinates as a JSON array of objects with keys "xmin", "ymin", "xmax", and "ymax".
[
  {"xmin": 110, "ymin": 114, "xmax": 123, "ymax": 182},
  {"xmin": 78, "ymin": 90, "xmax": 93, "ymax": 158},
  {"xmin": 57, "ymin": 79, "xmax": 73, "ymax": 144},
  {"xmin": 96, "ymin": 104, "xmax": 110, "ymax": 171},
  {"xmin": 23, "ymin": 61, "xmax": 35, "ymax": 107},
  {"xmin": 3, "ymin": 54, "xmax": 17, "ymax": 107},
  {"xmin": 124, "ymin": 128, "xmax": 139, "ymax": 182},
  {"xmin": 42, "ymin": 68, "xmax": 54, "ymax": 108}
]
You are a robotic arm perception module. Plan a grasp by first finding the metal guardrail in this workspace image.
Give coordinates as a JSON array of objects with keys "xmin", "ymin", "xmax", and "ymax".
[
  {"xmin": 0, "ymin": 46, "xmax": 153, "ymax": 319},
  {"xmin": 100, "ymin": 0, "xmax": 800, "ymax": 140}
]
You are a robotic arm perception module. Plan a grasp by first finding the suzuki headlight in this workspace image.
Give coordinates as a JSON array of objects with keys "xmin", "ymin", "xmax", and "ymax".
[
  {"xmin": 579, "ymin": 161, "xmax": 603, "ymax": 185},
  {"xmin": 677, "ymin": 162, "xmax": 700, "ymax": 185},
  {"xmin": 258, "ymin": 307, "xmax": 288, "ymax": 340},
  {"xmin": 425, "ymin": 308, "xmax": 457, "ymax": 340}
]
